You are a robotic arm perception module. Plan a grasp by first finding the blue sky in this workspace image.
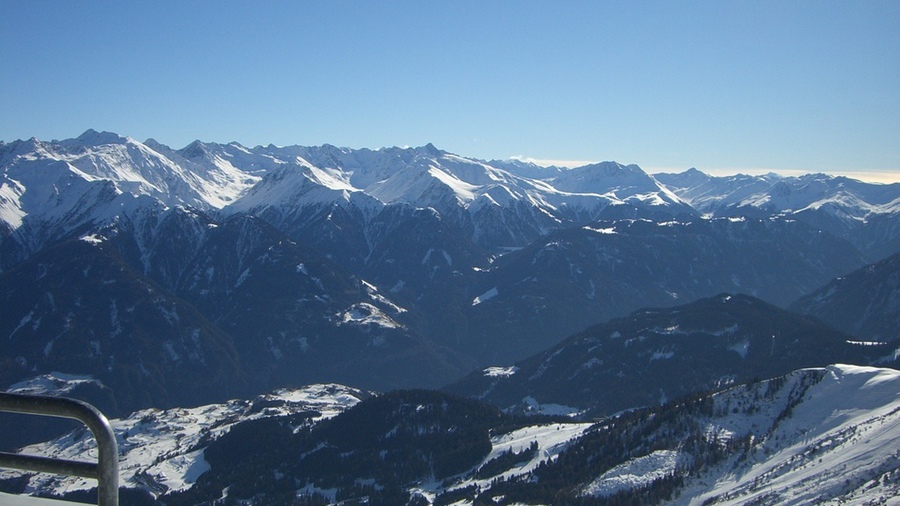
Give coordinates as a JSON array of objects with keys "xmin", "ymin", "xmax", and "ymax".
[{"xmin": 2, "ymin": 1, "xmax": 898, "ymax": 181}]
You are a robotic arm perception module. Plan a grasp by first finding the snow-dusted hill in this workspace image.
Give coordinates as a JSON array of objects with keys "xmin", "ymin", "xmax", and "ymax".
[{"xmin": 0, "ymin": 213, "xmax": 470, "ymax": 410}]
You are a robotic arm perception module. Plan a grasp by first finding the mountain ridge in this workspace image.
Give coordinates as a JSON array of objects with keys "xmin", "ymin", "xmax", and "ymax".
[
  {"xmin": 654, "ymin": 168, "xmax": 900, "ymax": 260},
  {"xmin": 446, "ymin": 293, "xmax": 897, "ymax": 416}
]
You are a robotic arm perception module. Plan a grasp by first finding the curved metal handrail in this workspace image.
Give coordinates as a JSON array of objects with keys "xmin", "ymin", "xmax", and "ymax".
[{"xmin": 0, "ymin": 392, "xmax": 118, "ymax": 506}]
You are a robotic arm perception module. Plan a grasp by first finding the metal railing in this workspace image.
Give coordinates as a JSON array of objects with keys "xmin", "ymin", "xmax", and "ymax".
[{"xmin": 0, "ymin": 392, "xmax": 118, "ymax": 506}]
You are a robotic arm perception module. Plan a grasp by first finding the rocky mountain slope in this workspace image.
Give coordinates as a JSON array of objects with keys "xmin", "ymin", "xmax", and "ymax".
[
  {"xmin": 460, "ymin": 218, "xmax": 867, "ymax": 363},
  {"xmin": 0, "ymin": 211, "xmax": 472, "ymax": 407},
  {"xmin": 447, "ymin": 294, "xmax": 897, "ymax": 416},
  {"xmin": 792, "ymin": 252, "xmax": 900, "ymax": 343}
]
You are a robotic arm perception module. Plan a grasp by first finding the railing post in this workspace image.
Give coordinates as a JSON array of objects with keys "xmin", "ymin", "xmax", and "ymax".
[{"xmin": 0, "ymin": 392, "xmax": 119, "ymax": 506}]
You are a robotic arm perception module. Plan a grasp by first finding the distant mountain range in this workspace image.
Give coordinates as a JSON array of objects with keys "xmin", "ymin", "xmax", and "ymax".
[
  {"xmin": 1, "ymin": 131, "xmax": 898, "ymax": 413},
  {"xmin": 654, "ymin": 168, "xmax": 900, "ymax": 260}
]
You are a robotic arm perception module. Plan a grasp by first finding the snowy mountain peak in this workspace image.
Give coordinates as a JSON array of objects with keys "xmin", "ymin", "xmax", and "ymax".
[
  {"xmin": 422, "ymin": 142, "xmax": 443, "ymax": 157},
  {"xmin": 73, "ymin": 128, "xmax": 128, "ymax": 146},
  {"xmin": 582, "ymin": 161, "xmax": 640, "ymax": 176},
  {"xmin": 177, "ymin": 139, "xmax": 210, "ymax": 159},
  {"xmin": 552, "ymin": 161, "xmax": 659, "ymax": 193},
  {"xmin": 0, "ymin": 137, "xmax": 48, "ymax": 163}
]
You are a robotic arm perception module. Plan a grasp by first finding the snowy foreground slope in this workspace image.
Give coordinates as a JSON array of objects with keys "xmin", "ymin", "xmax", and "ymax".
[
  {"xmin": 440, "ymin": 364, "xmax": 900, "ymax": 506},
  {"xmin": 0, "ymin": 384, "xmax": 368, "ymax": 498},
  {"xmin": 2, "ymin": 365, "xmax": 898, "ymax": 505},
  {"xmin": 663, "ymin": 364, "xmax": 900, "ymax": 505}
]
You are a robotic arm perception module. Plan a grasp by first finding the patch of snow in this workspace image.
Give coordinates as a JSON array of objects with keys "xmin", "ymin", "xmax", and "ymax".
[
  {"xmin": 673, "ymin": 364, "xmax": 900, "ymax": 506},
  {"xmin": 337, "ymin": 303, "xmax": 403, "ymax": 329},
  {"xmin": 521, "ymin": 396, "xmax": 582, "ymax": 416},
  {"xmin": 361, "ymin": 280, "xmax": 407, "ymax": 314},
  {"xmin": 426, "ymin": 165, "xmax": 478, "ymax": 202},
  {"xmin": 484, "ymin": 366, "xmax": 518, "ymax": 378},
  {"xmin": 150, "ymin": 448, "xmax": 210, "ymax": 493},
  {"xmin": 472, "ymin": 287, "xmax": 499, "ymax": 306},
  {"xmin": 582, "ymin": 450, "xmax": 693, "ymax": 498},
  {"xmin": 8, "ymin": 311, "xmax": 34, "ymax": 340},
  {"xmin": 652, "ymin": 325, "xmax": 687, "ymax": 336},
  {"xmin": 0, "ymin": 180, "xmax": 27, "ymax": 229},
  {"xmin": 650, "ymin": 349, "xmax": 675, "ymax": 361},
  {"xmin": 0, "ymin": 491, "xmax": 76, "ymax": 505},
  {"xmin": 582, "ymin": 225, "xmax": 617, "ymax": 234},
  {"xmin": 79, "ymin": 233, "xmax": 105, "ymax": 245},
  {"xmin": 444, "ymin": 422, "xmax": 593, "ymax": 494},
  {"xmin": 234, "ymin": 268, "xmax": 250, "ymax": 288}
]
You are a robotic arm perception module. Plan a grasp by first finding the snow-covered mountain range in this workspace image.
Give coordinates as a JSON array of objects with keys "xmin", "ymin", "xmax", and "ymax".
[
  {"xmin": 6, "ymin": 130, "xmax": 893, "ymax": 264},
  {"xmin": 1, "ymin": 130, "xmax": 899, "ymax": 505},
  {"xmin": 1, "ymin": 130, "xmax": 898, "ymax": 415},
  {"xmin": 655, "ymin": 168, "xmax": 900, "ymax": 259},
  {"xmin": 0, "ymin": 131, "xmax": 692, "ymax": 261}
]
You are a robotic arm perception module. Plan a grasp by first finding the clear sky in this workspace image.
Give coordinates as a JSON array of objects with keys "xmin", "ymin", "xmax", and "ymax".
[{"xmin": 2, "ymin": 1, "xmax": 898, "ymax": 182}]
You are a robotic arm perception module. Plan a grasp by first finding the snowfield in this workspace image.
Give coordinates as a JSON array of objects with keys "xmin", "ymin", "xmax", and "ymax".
[{"xmin": 583, "ymin": 450, "xmax": 694, "ymax": 498}]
